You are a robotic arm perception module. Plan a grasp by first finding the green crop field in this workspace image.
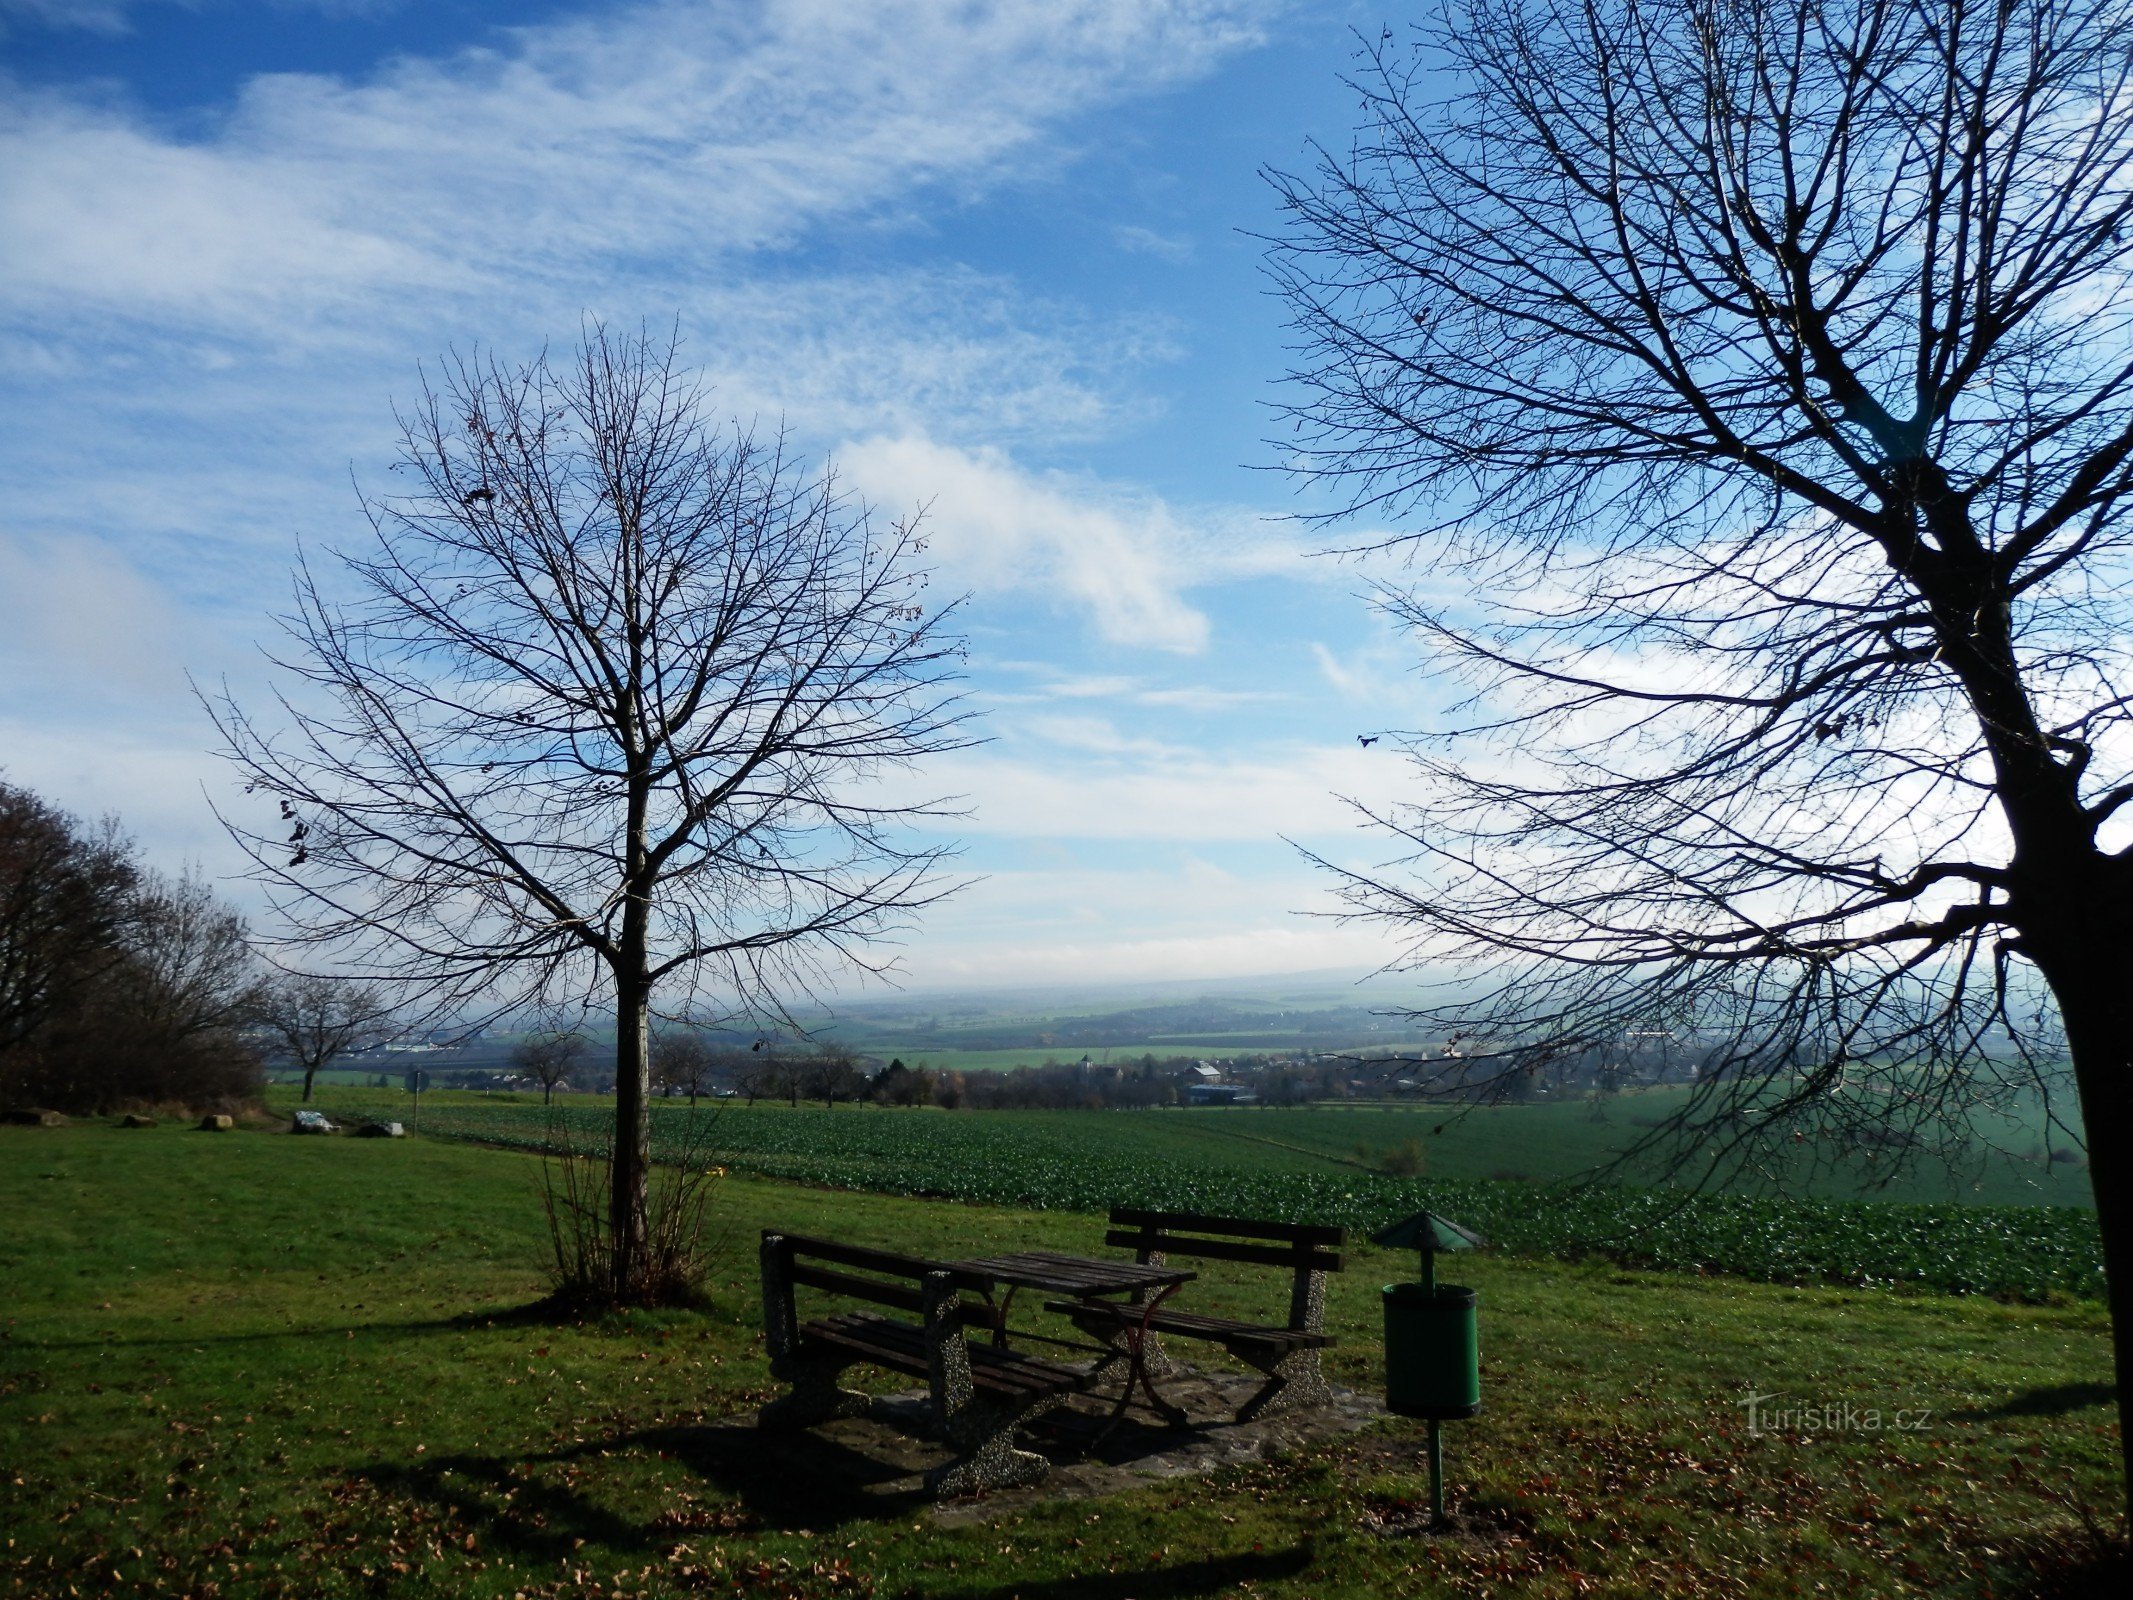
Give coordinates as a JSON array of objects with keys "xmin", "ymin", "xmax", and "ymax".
[
  {"xmin": 0, "ymin": 1119, "xmax": 2122, "ymax": 1600},
  {"xmin": 298, "ymin": 1092, "xmax": 2104, "ymax": 1302},
  {"xmin": 1175, "ymin": 1090, "xmax": 2094, "ymax": 1207}
]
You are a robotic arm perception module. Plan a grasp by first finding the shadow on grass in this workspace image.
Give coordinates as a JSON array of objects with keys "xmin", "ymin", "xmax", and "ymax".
[
  {"xmin": 2001, "ymin": 1535, "xmax": 2132, "ymax": 1600},
  {"xmin": 900, "ymin": 1543, "xmax": 1317, "ymax": 1600},
  {"xmin": 358, "ymin": 1417, "xmax": 932, "ymax": 1560},
  {"xmin": 1955, "ymin": 1383, "xmax": 2117, "ymax": 1420},
  {"xmin": 363, "ymin": 1429, "xmax": 1317, "ymax": 1596}
]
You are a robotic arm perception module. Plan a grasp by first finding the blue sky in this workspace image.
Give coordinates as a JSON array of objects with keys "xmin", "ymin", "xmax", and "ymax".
[{"xmin": 0, "ymin": 0, "xmax": 1445, "ymax": 991}]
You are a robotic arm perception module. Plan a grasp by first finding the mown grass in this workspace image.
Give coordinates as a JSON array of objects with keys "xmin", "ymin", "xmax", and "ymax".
[{"xmin": 0, "ymin": 1120, "xmax": 2122, "ymax": 1600}]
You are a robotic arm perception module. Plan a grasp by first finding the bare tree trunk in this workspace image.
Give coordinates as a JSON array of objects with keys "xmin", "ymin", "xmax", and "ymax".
[
  {"xmin": 2030, "ymin": 943, "xmax": 2133, "ymax": 1505},
  {"xmin": 611, "ymin": 974, "xmax": 651, "ymax": 1301},
  {"xmin": 302, "ymin": 1063, "xmax": 317, "ymax": 1103}
]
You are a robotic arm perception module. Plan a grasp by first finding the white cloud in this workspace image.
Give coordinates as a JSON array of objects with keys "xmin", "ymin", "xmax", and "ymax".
[
  {"xmin": 843, "ymin": 433, "xmax": 1215, "ymax": 650},
  {"xmin": 1019, "ymin": 713, "xmax": 1177, "ymax": 758},
  {"xmin": 906, "ymin": 921, "xmax": 1394, "ymax": 988},
  {"xmin": 1112, "ymin": 223, "xmax": 1194, "ymax": 262},
  {"xmin": 0, "ymin": 528, "xmax": 194, "ymax": 697},
  {"xmin": 885, "ymin": 849, "xmax": 1399, "ymax": 987},
  {"xmin": 0, "ymin": 1, "xmax": 135, "ymax": 32},
  {"xmin": 1135, "ymin": 685, "xmax": 1288, "ymax": 711},
  {"xmin": 841, "ymin": 433, "xmax": 1311, "ymax": 652},
  {"xmin": 0, "ymin": 1, "xmax": 1275, "ymax": 338},
  {"xmin": 982, "ymin": 663, "xmax": 1290, "ymax": 712},
  {"xmin": 923, "ymin": 741, "xmax": 1401, "ymax": 842},
  {"xmin": 0, "ymin": 0, "xmax": 1278, "ymax": 701}
]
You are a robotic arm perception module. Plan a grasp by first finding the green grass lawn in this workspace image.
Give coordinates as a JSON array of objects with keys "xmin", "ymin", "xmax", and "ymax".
[{"xmin": 2, "ymin": 1120, "xmax": 2121, "ymax": 1599}]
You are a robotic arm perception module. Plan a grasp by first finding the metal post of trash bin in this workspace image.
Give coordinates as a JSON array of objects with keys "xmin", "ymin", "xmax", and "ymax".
[
  {"xmin": 1373, "ymin": 1209, "xmax": 1485, "ymax": 1529},
  {"xmin": 404, "ymin": 1068, "xmax": 428, "ymax": 1135}
]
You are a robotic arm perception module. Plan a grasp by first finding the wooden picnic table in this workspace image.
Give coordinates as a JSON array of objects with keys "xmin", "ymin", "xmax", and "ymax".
[{"xmin": 947, "ymin": 1250, "xmax": 1196, "ymax": 1435}]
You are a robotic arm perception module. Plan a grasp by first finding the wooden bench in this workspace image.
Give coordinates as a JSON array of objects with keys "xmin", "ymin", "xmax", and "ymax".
[
  {"xmin": 758, "ymin": 1231, "xmax": 1083, "ymax": 1496},
  {"xmin": 1047, "ymin": 1208, "xmax": 1344, "ymax": 1422}
]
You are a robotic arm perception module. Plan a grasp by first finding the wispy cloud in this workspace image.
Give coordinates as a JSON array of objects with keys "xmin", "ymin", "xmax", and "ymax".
[
  {"xmin": 1112, "ymin": 223, "xmax": 1194, "ymax": 262},
  {"xmin": 840, "ymin": 433, "xmax": 1219, "ymax": 651},
  {"xmin": 920, "ymin": 741, "xmax": 1400, "ymax": 842},
  {"xmin": 1, "ymin": 1, "xmax": 136, "ymax": 34},
  {"xmin": 841, "ymin": 433, "xmax": 1313, "ymax": 652},
  {"xmin": 0, "ymin": 1, "xmax": 1275, "ymax": 341}
]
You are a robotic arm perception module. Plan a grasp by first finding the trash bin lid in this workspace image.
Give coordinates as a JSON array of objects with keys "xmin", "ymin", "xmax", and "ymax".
[{"xmin": 1371, "ymin": 1209, "xmax": 1487, "ymax": 1252}]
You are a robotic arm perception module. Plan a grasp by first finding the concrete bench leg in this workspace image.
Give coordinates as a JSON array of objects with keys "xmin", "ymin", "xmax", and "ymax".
[
  {"xmin": 758, "ymin": 1356, "xmax": 870, "ymax": 1431},
  {"xmin": 1232, "ymin": 1344, "xmax": 1331, "ymax": 1424},
  {"xmin": 925, "ymin": 1393, "xmax": 1065, "ymax": 1497}
]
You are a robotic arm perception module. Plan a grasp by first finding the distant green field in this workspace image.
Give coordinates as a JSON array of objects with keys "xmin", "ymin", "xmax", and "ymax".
[
  {"xmin": 295, "ymin": 1090, "xmax": 2104, "ymax": 1300},
  {"xmin": 1175, "ymin": 1090, "xmax": 2093, "ymax": 1208},
  {"xmin": 297, "ymin": 1082, "xmax": 2094, "ymax": 1209}
]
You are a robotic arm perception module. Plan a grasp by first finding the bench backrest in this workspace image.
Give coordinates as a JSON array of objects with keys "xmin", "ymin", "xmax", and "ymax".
[
  {"xmin": 760, "ymin": 1231, "xmax": 1001, "ymax": 1351},
  {"xmin": 1105, "ymin": 1208, "xmax": 1344, "ymax": 1333}
]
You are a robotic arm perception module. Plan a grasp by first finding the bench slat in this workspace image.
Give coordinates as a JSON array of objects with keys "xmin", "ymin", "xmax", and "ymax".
[
  {"xmin": 801, "ymin": 1313, "xmax": 932, "ymax": 1377},
  {"xmin": 1048, "ymin": 1299, "xmax": 1336, "ymax": 1350},
  {"xmin": 767, "ymin": 1231, "xmax": 992, "ymax": 1291},
  {"xmin": 789, "ymin": 1262, "xmax": 931, "ymax": 1315},
  {"xmin": 1105, "ymin": 1230, "xmax": 1342, "ymax": 1273},
  {"xmin": 785, "ymin": 1264, "xmax": 1003, "ymax": 1330},
  {"xmin": 798, "ymin": 1313, "xmax": 1081, "ymax": 1399},
  {"xmin": 1109, "ymin": 1208, "xmax": 1346, "ymax": 1246}
]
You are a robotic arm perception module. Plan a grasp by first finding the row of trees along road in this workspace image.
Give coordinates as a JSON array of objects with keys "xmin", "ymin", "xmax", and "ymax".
[
  {"xmin": 2, "ymin": 781, "xmax": 401, "ymax": 1108},
  {"xmin": 0, "ymin": 784, "xmax": 258, "ymax": 1111},
  {"xmin": 207, "ymin": 327, "xmax": 973, "ymax": 1306},
  {"xmin": 1270, "ymin": 0, "xmax": 2133, "ymax": 1506}
]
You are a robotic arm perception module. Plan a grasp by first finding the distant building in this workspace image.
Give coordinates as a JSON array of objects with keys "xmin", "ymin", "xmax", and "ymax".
[{"xmin": 1186, "ymin": 1084, "xmax": 1257, "ymax": 1106}]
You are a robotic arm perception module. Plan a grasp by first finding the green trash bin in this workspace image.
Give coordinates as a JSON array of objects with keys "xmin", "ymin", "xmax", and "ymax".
[{"xmin": 1382, "ymin": 1282, "xmax": 1479, "ymax": 1419}]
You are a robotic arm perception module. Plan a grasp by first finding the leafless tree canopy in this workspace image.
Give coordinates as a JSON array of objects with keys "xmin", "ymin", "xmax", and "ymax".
[
  {"xmin": 252, "ymin": 973, "xmax": 396, "ymax": 1103},
  {"xmin": 649, "ymin": 1027, "xmax": 717, "ymax": 1105},
  {"xmin": 513, "ymin": 1029, "xmax": 586, "ymax": 1106},
  {"xmin": 1270, "ymin": 0, "xmax": 2133, "ymax": 1499},
  {"xmin": 210, "ymin": 328, "xmax": 971, "ymax": 1020},
  {"xmin": 1270, "ymin": 0, "xmax": 2133, "ymax": 1159},
  {"xmin": 207, "ymin": 325, "xmax": 973, "ymax": 1299}
]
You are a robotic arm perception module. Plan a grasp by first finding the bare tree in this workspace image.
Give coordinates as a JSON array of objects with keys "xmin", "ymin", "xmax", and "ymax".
[
  {"xmin": 3, "ymin": 789, "xmax": 264, "ymax": 1112},
  {"xmin": 798, "ymin": 1043, "xmax": 868, "ymax": 1108},
  {"xmin": 513, "ymin": 1029, "xmax": 585, "ymax": 1107},
  {"xmin": 47, "ymin": 867, "xmax": 263, "ymax": 1113},
  {"xmin": 650, "ymin": 1027, "xmax": 716, "ymax": 1107},
  {"xmin": 731, "ymin": 1039, "xmax": 780, "ymax": 1107},
  {"xmin": 252, "ymin": 973, "xmax": 396, "ymax": 1102},
  {"xmin": 207, "ymin": 325, "xmax": 973, "ymax": 1303},
  {"xmin": 119, "ymin": 869, "xmax": 263, "ymax": 1062},
  {"xmin": 1269, "ymin": 0, "xmax": 2133, "ymax": 1497}
]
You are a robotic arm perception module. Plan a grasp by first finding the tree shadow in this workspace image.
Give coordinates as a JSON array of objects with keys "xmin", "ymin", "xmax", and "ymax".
[
  {"xmin": 347, "ymin": 1377, "xmax": 1358, "ymax": 1567},
  {"xmin": 1953, "ymin": 1383, "xmax": 2117, "ymax": 1420},
  {"xmin": 356, "ymin": 1415, "xmax": 933, "ymax": 1559},
  {"xmin": 1998, "ymin": 1536, "xmax": 2132, "ymax": 1600}
]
